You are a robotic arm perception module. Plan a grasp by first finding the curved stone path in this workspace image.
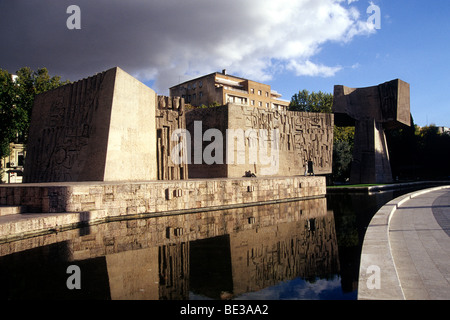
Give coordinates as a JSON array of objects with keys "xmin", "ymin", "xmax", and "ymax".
[{"xmin": 358, "ymin": 186, "xmax": 450, "ymax": 300}]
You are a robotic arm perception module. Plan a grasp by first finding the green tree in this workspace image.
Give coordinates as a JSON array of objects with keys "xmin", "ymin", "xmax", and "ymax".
[
  {"xmin": 289, "ymin": 89, "xmax": 333, "ymax": 113},
  {"xmin": 385, "ymin": 115, "xmax": 418, "ymax": 180},
  {"xmin": 0, "ymin": 67, "xmax": 69, "ymax": 159},
  {"xmin": 333, "ymin": 126, "xmax": 355, "ymax": 183},
  {"xmin": 386, "ymin": 117, "xmax": 450, "ymax": 181},
  {"xmin": 416, "ymin": 124, "xmax": 450, "ymax": 179},
  {"xmin": 0, "ymin": 69, "xmax": 19, "ymax": 157},
  {"xmin": 289, "ymin": 89, "xmax": 355, "ymax": 183}
]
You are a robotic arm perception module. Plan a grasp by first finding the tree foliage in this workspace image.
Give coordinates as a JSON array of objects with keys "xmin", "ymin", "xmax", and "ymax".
[
  {"xmin": 332, "ymin": 126, "xmax": 355, "ymax": 183},
  {"xmin": 289, "ymin": 89, "xmax": 333, "ymax": 113},
  {"xmin": 387, "ymin": 119, "xmax": 450, "ymax": 180},
  {"xmin": 0, "ymin": 67, "xmax": 69, "ymax": 159},
  {"xmin": 289, "ymin": 89, "xmax": 355, "ymax": 183}
]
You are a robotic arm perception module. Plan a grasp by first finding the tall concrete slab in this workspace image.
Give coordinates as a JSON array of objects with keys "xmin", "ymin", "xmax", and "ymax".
[
  {"xmin": 23, "ymin": 67, "xmax": 157, "ymax": 182},
  {"xmin": 186, "ymin": 104, "xmax": 334, "ymax": 178}
]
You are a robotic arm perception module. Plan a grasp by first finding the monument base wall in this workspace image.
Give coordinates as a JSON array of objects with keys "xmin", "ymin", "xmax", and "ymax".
[{"xmin": 0, "ymin": 176, "xmax": 325, "ymax": 242}]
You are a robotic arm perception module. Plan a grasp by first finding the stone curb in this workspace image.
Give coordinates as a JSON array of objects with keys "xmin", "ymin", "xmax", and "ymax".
[{"xmin": 358, "ymin": 185, "xmax": 450, "ymax": 300}]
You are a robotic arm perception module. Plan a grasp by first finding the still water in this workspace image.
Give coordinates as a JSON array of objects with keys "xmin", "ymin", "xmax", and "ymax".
[{"xmin": 0, "ymin": 188, "xmax": 420, "ymax": 300}]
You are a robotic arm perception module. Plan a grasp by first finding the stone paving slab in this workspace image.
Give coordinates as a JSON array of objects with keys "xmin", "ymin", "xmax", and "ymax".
[
  {"xmin": 390, "ymin": 189, "xmax": 450, "ymax": 300},
  {"xmin": 358, "ymin": 186, "xmax": 450, "ymax": 300}
]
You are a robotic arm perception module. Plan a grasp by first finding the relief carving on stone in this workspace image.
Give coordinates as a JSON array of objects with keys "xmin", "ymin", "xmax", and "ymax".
[
  {"xmin": 156, "ymin": 96, "xmax": 189, "ymax": 180},
  {"xmin": 237, "ymin": 106, "xmax": 333, "ymax": 175},
  {"xmin": 25, "ymin": 72, "xmax": 106, "ymax": 182}
]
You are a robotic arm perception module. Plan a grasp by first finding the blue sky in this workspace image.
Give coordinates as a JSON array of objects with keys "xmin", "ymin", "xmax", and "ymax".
[
  {"xmin": 1, "ymin": 0, "xmax": 449, "ymax": 127},
  {"xmin": 265, "ymin": 1, "xmax": 450, "ymax": 127}
]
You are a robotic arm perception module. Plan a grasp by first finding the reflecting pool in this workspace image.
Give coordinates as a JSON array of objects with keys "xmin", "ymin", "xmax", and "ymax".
[{"xmin": 0, "ymin": 187, "xmax": 423, "ymax": 300}]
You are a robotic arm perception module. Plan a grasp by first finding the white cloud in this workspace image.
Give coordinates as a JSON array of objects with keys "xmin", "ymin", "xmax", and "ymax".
[
  {"xmin": 0, "ymin": 0, "xmax": 376, "ymax": 94},
  {"xmin": 287, "ymin": 60, "xmax": 343, "ymax": 77},
  {"xmin": 145, "ymin": 0, "xmax": 376, "ymax": 92}
]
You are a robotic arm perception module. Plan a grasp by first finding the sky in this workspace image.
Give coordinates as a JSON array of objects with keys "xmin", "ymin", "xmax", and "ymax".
[{"xmin": 1, "ymin": 0, "xmax": 449, "ymax": 127}]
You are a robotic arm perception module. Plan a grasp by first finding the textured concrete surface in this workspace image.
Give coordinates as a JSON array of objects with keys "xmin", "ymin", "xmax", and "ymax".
[
  {"xmin": 24, "ymin": 67, "xmax": 158, "ymax": 183},
  {"xmin": 333, "ymin": 79, "xmax": 410, "ymax": 184}
]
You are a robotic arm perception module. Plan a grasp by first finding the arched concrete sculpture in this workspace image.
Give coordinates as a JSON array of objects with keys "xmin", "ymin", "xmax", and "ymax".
[{"xmin": 333, "ymin": 79, "xmax": 411, "ymax": 184}]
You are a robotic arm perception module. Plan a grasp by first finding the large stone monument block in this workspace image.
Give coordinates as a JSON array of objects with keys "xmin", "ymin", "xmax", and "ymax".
[
  {"xmin": 333, "ymin": 79, "xmax": 411, "ymax": 184},
  {"xmin": 333, "ymin": 79, "xmax": 410, "ymax": 128},
  {"xmin": 186, "ymin": 104, "xmax": 334, "ymax": 178},
  {"xmin": 23, "ymin": 67, "xmax": 157, "ymax": 182}
]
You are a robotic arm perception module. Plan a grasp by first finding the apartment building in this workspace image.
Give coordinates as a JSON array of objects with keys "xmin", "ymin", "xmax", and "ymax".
[
  {"xmin": 1, "ymin": 143, "xmax": 25, "ymax": 183},
  {"xmin": 169, "ymin": 70, "xmax": 290, "ymax": 110},
  {"xmin": 437, "ymin": 126, "xmax": 450, "ymax": 135}
]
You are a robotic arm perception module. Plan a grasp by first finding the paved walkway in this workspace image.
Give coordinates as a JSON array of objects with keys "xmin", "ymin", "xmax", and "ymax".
[{"xmin": 358, "ymin": 186, "xmax": 450, "ymax": 300}]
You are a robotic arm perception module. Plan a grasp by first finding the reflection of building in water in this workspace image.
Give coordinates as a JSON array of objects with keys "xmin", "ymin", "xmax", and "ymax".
[
  {"xmin": 229, "ymin": 209, "xmax": 338, "ymax": 296},
  {"xmin": 159, "ymin": 242, "xmax": 190, "ymax": 300},
  {"xmin": 106, "ymin": 248, "xmax": 159, "ymax": 300},
  {"xmin": 0, "ymin": 198, "xmax": 338, "ymax": 300}
]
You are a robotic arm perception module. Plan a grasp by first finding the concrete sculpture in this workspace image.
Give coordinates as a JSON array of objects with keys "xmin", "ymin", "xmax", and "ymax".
[
  {"xmin": 333, "ymin": 79, "xmax": 411, "ymax": 184},
  {"xmin": 186, "ymin": 104, "xmax": 334, "ymax": 178},
  {"xmin": 23, "ymin": 67, "xmax": 158, "ymax": 182}
]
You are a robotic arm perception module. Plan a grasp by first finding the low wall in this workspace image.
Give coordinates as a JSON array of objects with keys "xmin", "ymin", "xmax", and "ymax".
[{"xmin": 0, "ymin": 176, "xmax": 325, "ymax": 242}]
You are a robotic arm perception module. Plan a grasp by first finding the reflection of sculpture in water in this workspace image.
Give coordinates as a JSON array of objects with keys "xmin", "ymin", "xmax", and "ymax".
[{"xmin": 0, "ymin": 198, "xmax": 338, "ymax": 300}]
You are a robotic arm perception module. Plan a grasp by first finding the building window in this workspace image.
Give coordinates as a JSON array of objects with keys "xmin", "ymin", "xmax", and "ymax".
[
  {"xmin": 251, "ymin": 88, "xmax": 255, "ymax": 94},
  {"xmin": 251, "ymin": 100, "xmax": 255, "ymax": 106},
  {"xmin": 199, "ymin": 81, "xmax": 203, "ymax": 88},
  {"xmin": 199, "ymin": 92, "xmax": 203, "ymax": 98},
  {"xmin": 266, "ymin": 103, "xmax": 270, "ymax": 108},
  {"xmin": 265, "ymin": 92, "xmax": 269, "ymax": 97},
  {"xmin": 258, "ymin": 101, "xmax": 262, "ymax": 107},
  {"xmin": 18, "ymin": 153, "xmax": 24, "ymax": 166},
  {"xmin": 258, "ymin": 90, "xmax": 262, "ymax": 96}
]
